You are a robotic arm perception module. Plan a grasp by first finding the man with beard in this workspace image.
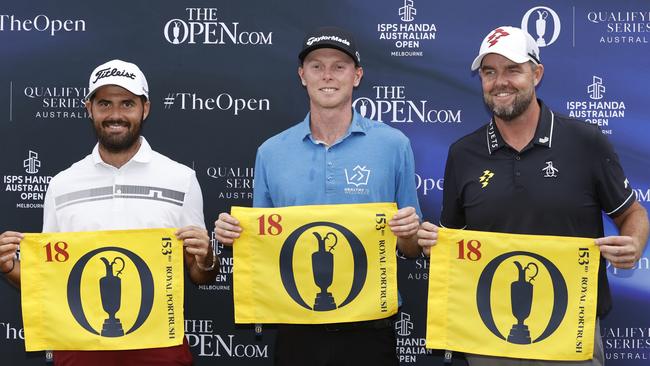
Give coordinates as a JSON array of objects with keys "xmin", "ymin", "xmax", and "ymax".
[
  {"xmin": 0, "ymin": 59, "xmax": 218, "ymax": 365},
  {"xmin": 417, "ymin": 26, "xmax": 648, "ymax": 366}
]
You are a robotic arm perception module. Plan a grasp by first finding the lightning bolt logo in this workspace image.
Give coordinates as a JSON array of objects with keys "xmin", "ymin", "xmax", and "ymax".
[{"xmin": 479, "ymin": 170, "xmax": 495, "ymax": 188}]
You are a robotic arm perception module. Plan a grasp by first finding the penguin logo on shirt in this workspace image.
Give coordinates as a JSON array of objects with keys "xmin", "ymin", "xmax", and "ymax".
[{"xmin": 542, "ymin": 161, "xmax": 559, "ymax": 178}]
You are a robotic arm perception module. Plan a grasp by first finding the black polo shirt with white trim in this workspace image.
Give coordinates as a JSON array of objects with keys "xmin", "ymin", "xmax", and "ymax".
[{"xmin": 441, "ymin": 99, "xmax": 635, "ymax": 315}]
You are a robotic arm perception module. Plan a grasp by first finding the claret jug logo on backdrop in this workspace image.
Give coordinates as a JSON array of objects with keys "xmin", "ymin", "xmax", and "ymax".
[
  {"xmin": 67, "ymin": 246, "xmax": 154, "ymax": 337},
  {"xmin": 279, "ymin": 222, "xmax": 367, "ymax": 311},
  {"xmin": 353, "ymin": 85, "xmax": 462, "ymax": 124},
  {"xmin": 521, "ymin": 6, "xmax": 561, "ymax": 47},
  {"xmin": 476, "ymin": 251, "xmax": 568, "ymax": 345},
  {"xmin": 163, "ymin": 8, "xmax": 272, "ymax": 45}
]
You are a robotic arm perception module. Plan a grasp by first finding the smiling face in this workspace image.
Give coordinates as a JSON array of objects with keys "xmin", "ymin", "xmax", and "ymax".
[
  {"xmin": 298, "ymin": 47, "xmax": 363, "ymax": 112},
  {"xmin": 479, "ymin": 53, "xmax": 543, "ymax": 122},
  {"xmin": 85, "ymin": 85, "xmax": 150, "ymax": 154}
]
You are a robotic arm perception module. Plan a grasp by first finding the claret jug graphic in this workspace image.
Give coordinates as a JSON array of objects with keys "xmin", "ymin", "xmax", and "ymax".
[
  {"xmin": 99, "ymin": 256, "xmax": 126, "ymax": 337},
  {"xmin": 232, "ymin": 203, "xmax": 399, "ymax": 324},
  {"xmin": 311, "ymin": 232, "xmax": 338, "ymax": 311},
  {"xmin": 507, "ymin": 261, "xmax": 539, "ymax": 344},
  {"xmin": 508, "ymin": 261, "xmax": 539, "ymax": 344}
]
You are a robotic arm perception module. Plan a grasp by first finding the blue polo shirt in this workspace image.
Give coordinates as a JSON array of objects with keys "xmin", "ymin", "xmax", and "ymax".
[{"xmin": 253, "ymin": 110, "xmax": 421, "ymax": 218}]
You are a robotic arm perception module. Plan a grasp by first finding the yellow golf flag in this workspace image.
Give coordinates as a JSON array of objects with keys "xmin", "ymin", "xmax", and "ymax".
[
  {"xmin": 426, "ymin": 228, "xmax": 600, "ymax": 361},
  {"xmin": 233, "ymin": 202, "xmax": 398, "ymax": 324},
  {"xmin": 20, "ymin": 228, "xmax": 185, "ymax": 351}
]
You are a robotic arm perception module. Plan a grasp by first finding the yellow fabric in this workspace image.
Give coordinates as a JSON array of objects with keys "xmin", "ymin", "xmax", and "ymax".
[
  {"xmin": 426, "ymin": 228, "xmax": 600, "ymax": 361},
  {"xmin": 233, "ymin": 202, "xmax": 398, "ymax": 324},
  {"xmin": 21, "ymin": 228, "xmax": 184, "ymax": 351}
]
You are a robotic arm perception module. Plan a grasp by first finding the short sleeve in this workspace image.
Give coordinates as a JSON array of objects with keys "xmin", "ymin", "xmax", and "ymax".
[
  {"xmin": 182, "ymin": 172, "xmax": 206, "ymax": 229},
  {"xmin": 592, "ymin": 129, "xmax": 635, "ymax": 217},
  {"xmin": 252, "ymin": 148, "xmax": 273, "ymax": 208},
  {"xmin": 440, "ymin": 145, "xmax": 466, "ymax": 229},
  {"xmin": 395, "ymin": 140, "xmax": 422, "ymax": 218}
]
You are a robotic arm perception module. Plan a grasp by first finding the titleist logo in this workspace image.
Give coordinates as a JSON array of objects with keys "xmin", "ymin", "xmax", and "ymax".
[
  {"xmin": 306, "ymin": 35, "xmax": 350, "ymax": 46},
  {"xmin": 92, "ymin": 67, "xmax": 136, "ymax": 84}
]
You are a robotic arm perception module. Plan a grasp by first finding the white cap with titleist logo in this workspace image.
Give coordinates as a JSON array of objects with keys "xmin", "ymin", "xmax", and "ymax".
[
  {"xmin": 85, "ymin": 59, "xmax": 149, "ymax": 101},
  {"xmin": 471, "ymin": 26, "xmax": 540, "ymax": 71}
]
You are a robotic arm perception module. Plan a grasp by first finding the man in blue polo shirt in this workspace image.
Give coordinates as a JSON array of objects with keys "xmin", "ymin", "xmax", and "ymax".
[
  {"xmin": 417, "ymin": 26, "xmax": 649, "ymax": 366},
  {"xmin": 214, "ymin": 26, "xmax": 421, "ymax": 365}
]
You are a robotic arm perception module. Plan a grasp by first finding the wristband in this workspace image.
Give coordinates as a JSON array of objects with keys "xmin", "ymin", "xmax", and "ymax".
[{"xmin": 196, "ymin": 243, "xmax": 217, "ymax": 271}]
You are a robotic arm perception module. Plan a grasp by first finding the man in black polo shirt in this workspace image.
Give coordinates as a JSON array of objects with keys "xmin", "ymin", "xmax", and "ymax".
[{"xmin": 417, "ymin": 26, "xmax": 649, "ymax": 366}]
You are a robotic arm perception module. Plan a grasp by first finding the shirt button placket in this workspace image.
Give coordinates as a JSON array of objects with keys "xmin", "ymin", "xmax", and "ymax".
[
  {"xmin": 513, "ymin": 154, "xmax": 522, "ymax": 187},
  {"xmin": 114, "ymin": 170, "xmax": 125, "ymax": 225},
  {"xmin": 326, "ymin": 147, "xmax": 335, "ymax": 192}
]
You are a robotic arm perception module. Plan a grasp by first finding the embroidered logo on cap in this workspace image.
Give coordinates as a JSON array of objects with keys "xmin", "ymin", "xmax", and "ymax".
[
  {"xmin": 487, "ymin": 28, "xmax": 510, "ymax": 47},
  {"xmin": 92, "ymin": 68, "xmax": 137, "ymax": 84},
  {"xmin": 306, "ymin": 35, "xmax": 351, "ymax": 46}
]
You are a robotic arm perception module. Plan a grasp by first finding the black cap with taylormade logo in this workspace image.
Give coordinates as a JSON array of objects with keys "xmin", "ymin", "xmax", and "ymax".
[{"xmin": 298, "ymin": 26, "xmax": 361, "ymax": 66}]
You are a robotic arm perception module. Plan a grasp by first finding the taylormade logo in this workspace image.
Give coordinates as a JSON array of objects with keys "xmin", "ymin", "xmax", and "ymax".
[{"xmin": 306, "ymin": 35, "xmax": 350, "ymax": 46}]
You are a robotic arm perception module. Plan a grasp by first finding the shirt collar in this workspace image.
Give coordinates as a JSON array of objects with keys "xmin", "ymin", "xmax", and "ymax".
[
  {"xmin": 300, "ymin": 109, "xmax": 367, "ymax": 144},
  {"xmin": 532, "ymin": 100, "xmax": 554, "ymax": 148},
  {"xmin": 91, "ymin": 136, "xmax": 152, "ymax": 166},
  {"xmin": 485, "ymin": 99, "xmax": 555, "ymax": 155}
]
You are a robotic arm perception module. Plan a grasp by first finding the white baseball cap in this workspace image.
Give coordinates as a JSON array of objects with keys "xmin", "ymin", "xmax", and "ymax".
[
  {"xmin": 471, "ymin": 26, "xmax": 540, "ymax": 71},
  {"xmin": 85, "ymin": 59, "xmax": 149, "ymax": 101}
]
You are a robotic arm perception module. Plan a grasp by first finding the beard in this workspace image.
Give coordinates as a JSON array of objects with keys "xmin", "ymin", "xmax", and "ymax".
[
  {"xmin": 93, "ymin": 118, "xmax": 143, "ymax": 153},
  {"xmin": 484, "ymin": 85, "xmax": 535, "ymax": 122}
]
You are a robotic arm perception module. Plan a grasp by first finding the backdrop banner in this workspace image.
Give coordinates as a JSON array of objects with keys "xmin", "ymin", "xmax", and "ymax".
[{"xmin": 1, "ymin": 0, "xmax": 648, "ymax": 364}]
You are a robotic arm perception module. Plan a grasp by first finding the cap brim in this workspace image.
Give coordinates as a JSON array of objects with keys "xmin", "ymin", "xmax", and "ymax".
[
  {"xmin": 471, "ymin": 51, "xmax": 533, "ymax": 71},
  {"xmin": 470, "ymin": 54, "xmax": 484, "ymax": 71},
  {"xmin": 84, "ymin": 82, "xmax": 148, "ymax": 101},
  {"xmin": 299, "ymin": 44, "xmax": 359, "ymax": 66}
]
